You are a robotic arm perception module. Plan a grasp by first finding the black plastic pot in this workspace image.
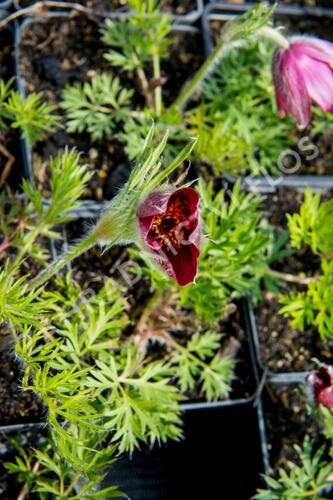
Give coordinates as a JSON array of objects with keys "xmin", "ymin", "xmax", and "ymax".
[
  {"xmin": 202, "ymin": 2, "xmax": 333, "ymax": 192},
  {"xmin": 259, "ymin": 379, "xmax": 333, "ymax": 498},
  {"xmin": 14, "ymin": 14, "xmax": 205, "ymax": 215},
  {"xmin": 259, "ymin": 380, "xmax": 301, "ymax": 476},
  {"xmin": 100, "ymin": 402, "xmax": 265, "ymax": 500},
  {"xmin": 12, "ymin": 0, "xmax": 204, "ymax": 23},
  {"xmin": 0, "ymin": 422, "xmax": 45, "ymax": 432}
]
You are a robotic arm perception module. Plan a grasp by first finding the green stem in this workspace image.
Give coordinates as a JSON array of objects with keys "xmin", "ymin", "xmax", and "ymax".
[
  {"xmin": 64, "ymin": 472, "xmax": 81, "ymax": 496},
  {"xmin": 28, "ymin": 232, "xmax": 98, "ymax": 291},
  {"xmin": 266, "ymin": 268, "xmax": 316, "ymax": 286},
  {"xmin": 136, "ymin": 288, "xmax": 166, "ymax": 332},
  {"xmin": 10, "ymin": 226, "xmax": 43, "ymax": 272},
  {"xmin": 172, "ymin": 35, "xmax": 237, "ymax": 111},
  {"xmin": 153, "ymin": 52, "xmax": 162, "ymax": 117}
]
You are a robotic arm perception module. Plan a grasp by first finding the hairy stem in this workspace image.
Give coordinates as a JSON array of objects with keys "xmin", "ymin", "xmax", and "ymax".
[
  {"xmin": 266, "ymin": 268, "xmax": 316, "ymax": 285},
  {"xmin": 28, "ymin": 232, "xmax": 98, "ymax": 291},
  {"xmin": 172, "ymin": 35, "xmax": 240, "ymax": 111},
  {"xmin": 259, "ymin": 26, "xmax": 289, "ymax": 49},
  {"xmin": 153, "ymin": 52, "xmax": 162, "ymax": 117},
  {"xmin": 9, "ymin": 226, "xmax": 43, "ymax": 273}
]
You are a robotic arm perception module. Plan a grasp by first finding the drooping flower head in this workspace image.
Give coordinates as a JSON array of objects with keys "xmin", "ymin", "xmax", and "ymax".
[
  {"xmin": 307, "ymin": 365, "xmax": 333, "ymax": 409},
  {"xmin": 137, "ymin": 188, "xmax": 200, "ymax": 286},
  {"xmin": 273, "ymin": 36, "xmax": 333, "ymax": 129}
]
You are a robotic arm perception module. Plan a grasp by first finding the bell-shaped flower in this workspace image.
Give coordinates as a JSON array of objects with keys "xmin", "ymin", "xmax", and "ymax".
[
  {"xmin": 137, "ymin": 188, "xmax": 200, "ymax": 286},
  {"xmin": 307, "ymin": 365, "xmax": 333, "ymax": 409},
  {"xmin": 273, "ymin": 37, "xmax": 333, "ymax": 129}
]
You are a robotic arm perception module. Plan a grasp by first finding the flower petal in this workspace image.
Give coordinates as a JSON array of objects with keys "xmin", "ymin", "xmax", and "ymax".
[
  {"xmin": 272, "ymin": 47, "xmax": 311, "ymax": 128},
  {"xmin": 166, "ymin": 243, "xmax": 199, "ymax": 286},
  {"xmin": 291, "ymin": 37, "xmax": 333, "ymax": 65},
  {"xmin": 167, "ymin": 187, "xmax": 199, "ymax": 217},
  {"xmin": 298, "ymin": 56, "xmax": 333, "ymax": 112},
  {"xmin": 318, "ymin": 386, "xmax": 333, "ymax": 408},
  {"xmin": 137, "ymin": 191, "xmax": 170, "ymax": 219},
  {"xmin": 137, "ymin": 191, "xmax": 170, "ymax": 248}
]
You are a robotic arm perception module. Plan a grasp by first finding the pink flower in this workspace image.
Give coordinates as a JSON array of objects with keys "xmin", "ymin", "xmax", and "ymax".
[
  {"xmin": 272, "ymin": 37, "xmax": 333, "ymax": 129},
  {"xmin": 137, "ymin": 188, "xmax": 200, "ymax": 286},
  {"xmin": 307, "ymin": 365, "xmax": 333, "ymax": 409}
]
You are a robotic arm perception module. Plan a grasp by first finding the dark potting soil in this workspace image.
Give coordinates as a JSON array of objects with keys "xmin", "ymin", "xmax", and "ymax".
[
  {"xmin": 65, "ymin": 218, "xmax": 256, "ymax": 401},
  {"xmin": 256, "ymin": 187, "xmax": 333, "ymax": 373},
  {"xmin": 18, "ymin": 16, "xmax": 204, "ymax": 202},
  {"xmin": 0, "ymin": 333, "xmax": 45, "ymax": 425},
  {"xmin": 0, "ymin": 429, "xmax": 45, "ymax": 500},
  {"xmin": 0, "ymin": 29, "xmax": 24, "ymax": 191},
  {"xmin": 16, "ymin": 0, "xmax": 198, "ymax": 15},
  {"xmin": 209, "ymin": 15, "xmax": 333, "ymax": 176},
  {"xmin": 264, "ymin": 383, "xmax": 320, "ymax": 472},
  {"xmin": 257, "ymin": 289, "xmax": 333, "ymax": 373}
]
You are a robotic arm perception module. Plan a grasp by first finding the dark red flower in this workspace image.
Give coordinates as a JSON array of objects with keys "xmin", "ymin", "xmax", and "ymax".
[
  {"xmin": 307, "ymin": 365, "xmax": 333, "ymax": 409},
  {"xmin": 137, "ymin": 188, "xmax": 200, "ymax": 286}
]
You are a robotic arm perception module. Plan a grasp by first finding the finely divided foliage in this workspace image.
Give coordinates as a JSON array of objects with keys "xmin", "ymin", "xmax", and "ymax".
[
  {"xmin": 0, "ymin": 136, "xmax": 242, "ymax": 495},
  {"xmin": 0, "ymin": 78, "xmax": 59, "ymax": 145},
  {"xmin": 254, "ymin": 437, "xmax": 333, "ymax": 500},
  {"xmin": 61, "ymin": 74, "xmax": 134, "ymax": 140},
  {"xmin": 60, "ymin": 1, "xmax": 285, "ymax": 176},
  {"xmin": 3, "ymin": 1, "xmax": 329, "ymax": 497},
  {"xmin": 279, "ymin": 189, "xmax": 333, "ymax": 340}
]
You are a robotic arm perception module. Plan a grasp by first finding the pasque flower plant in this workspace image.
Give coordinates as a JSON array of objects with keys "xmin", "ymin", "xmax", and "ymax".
[{"xmin": 28, "ymin": 128, "xmax": 198, "ymax": 291}]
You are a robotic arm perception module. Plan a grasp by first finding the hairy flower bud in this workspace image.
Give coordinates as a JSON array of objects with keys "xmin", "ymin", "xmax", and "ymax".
[
  {"xmin": 307, "ymin": 365, "xmax": 333, "ymax": 409},
  {"xmin": 272, "ymin": 37, "xmax": 333, "ymax": 129},
  {"xmin": 137, "ymin": 188, "xmax": 200, "ymax": 286}
]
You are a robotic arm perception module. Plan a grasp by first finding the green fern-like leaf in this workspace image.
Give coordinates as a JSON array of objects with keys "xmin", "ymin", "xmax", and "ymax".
[
  {"xmin": 61, "ymin": 73, "xmax": 133, "ymax": 140},
  {"xmin": 5, "ymin": 90, "xmax": 60, "ymax": 145},
  {"xmin": 254, "ymin": 436, "xmax": 333, "ymax": 499}
]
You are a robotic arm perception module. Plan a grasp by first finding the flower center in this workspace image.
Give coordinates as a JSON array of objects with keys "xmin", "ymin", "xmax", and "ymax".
[{"xmin": 148, "ymin": 196, "xmax": 191, "ymax": 251}]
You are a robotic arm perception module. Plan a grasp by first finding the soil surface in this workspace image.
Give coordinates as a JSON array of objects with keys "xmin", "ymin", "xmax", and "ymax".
[
  {"xmin": 65, "ymin": 219, "xmax": 256, "ymax": 401},
  {"xmin": 264, "ymin": 383, "xmax": 320, "ymax": 472},
  {"xmin": 0, "ymin": 29, "xmax": 24, "ymax": 191},
  {"xmin": 0, "ymin": 333, "xmax": 45, "ymax": 425},
  {"xmin": 0, "ymin": 208, "xmax": 53, "ymax": 427},
  {"xmin": 256, "ymin": 187, "xmax": 333, "ymax": 373},
  {"xmin": 16, "ymin": 0, "xmax": 198, "ymax": 15},
  {"xmin": 18, "ymin": 16, "xmax": 204, "ymax": 201}
]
